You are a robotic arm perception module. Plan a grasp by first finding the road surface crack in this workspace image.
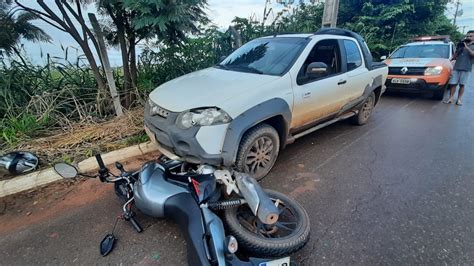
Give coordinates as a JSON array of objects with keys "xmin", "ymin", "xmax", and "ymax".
[{"xmin": 351, "ymin": 138, "xmax": 383, "ymax": 215}]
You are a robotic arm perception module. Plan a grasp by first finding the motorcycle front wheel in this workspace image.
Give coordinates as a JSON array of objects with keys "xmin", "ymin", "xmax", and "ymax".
[{"xmin": 223, "ymin": 189, "xmax": 310, "ymax": 257}]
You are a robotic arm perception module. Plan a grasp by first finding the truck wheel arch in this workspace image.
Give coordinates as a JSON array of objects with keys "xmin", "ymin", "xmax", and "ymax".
[
  {"xmin": 373, "ymin": 85, "xmax": 382, "ymax": 106},
  {"xmin": 221, "ymin": 98, "xmax": 291, "ymax": 166},
  {"xmin": 364, "ymin": 75, "xmax": 384, "ymax": 106}
]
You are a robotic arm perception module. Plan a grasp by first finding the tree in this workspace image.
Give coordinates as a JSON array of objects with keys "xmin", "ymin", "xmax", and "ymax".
[
  {"xmin": 15, "ymin": 0, "xmax": 121, "ymax": 116},
  {"xmin": 97, "ymin": 0, "xmax": 152, "ymax": 104},
  {"xmin": 123, "ymin": 0, "xmax": 209, "ymax": 44},
  {"xmin": 339, "ymin": 0, "xmax": 462, "ymax": 57},
  {"xmin": 228, "ymin": 2, "xmax": 324, "ymax": 46},
  {"xmin": 97, "ymin": 0, "xmax": 209, "ymax": 105},
  {"xmin": 0, "ymin": 1, "xmax": 50, "ymax": 65}
]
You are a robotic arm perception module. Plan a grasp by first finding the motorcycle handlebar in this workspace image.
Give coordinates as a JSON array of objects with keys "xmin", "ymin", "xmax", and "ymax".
[
  {"xmin": 95, "ymin": 154, "xmax": 106, "ymax": 170},
  {"xmin": 95, "ymin": 154, "xmax": 110, "ymax": 182}
]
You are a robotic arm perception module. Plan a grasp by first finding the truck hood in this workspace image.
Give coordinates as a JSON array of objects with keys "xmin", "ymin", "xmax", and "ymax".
[
  {"xmin": 384, "ymin": 58, "xmax": 449, "ymax": 67},
  {"xmin": 149, "ymin": 67, "xmax": 280, "ymax": 113}
]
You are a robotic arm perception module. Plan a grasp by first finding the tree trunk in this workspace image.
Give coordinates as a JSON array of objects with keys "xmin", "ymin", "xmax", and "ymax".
[
  {"xmin": 128, "ymin": 39, "xmax": 138, "ymax": 106},
  {"xmin": 89, "ymin": 13, "xmax": 123, "ymax": 117},
  {"xmin": 229, "ymin": 26, "xmax": 242, "ymax": 48},
  {"xmin": 117, "ymin": 21, "xmax": 132, "ymax": 108},
  {"xmin": 78, "ymin": 40, "xmax": 107, "ymax": 96},
  {"xmin": 129, "ymin": 36, "xmax": 138, "ymax": 89}
]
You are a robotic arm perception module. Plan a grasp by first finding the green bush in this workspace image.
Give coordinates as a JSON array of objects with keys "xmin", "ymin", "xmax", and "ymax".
[{"xmin": 0, "ymin": 113, "xmax": 49, "ymax": 146}]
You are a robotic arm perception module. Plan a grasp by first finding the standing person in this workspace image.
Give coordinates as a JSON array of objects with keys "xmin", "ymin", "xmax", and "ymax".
[{"xmin": 445, "ymin": 30, "xmax": 474, "ymax": 105}]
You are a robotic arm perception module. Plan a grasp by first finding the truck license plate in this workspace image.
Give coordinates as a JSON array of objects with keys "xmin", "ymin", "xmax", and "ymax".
[
  {"xmin": 259, "ymin": 257, "xmax": 290, "ymax": 266},
  {"xmin": 391, "ymin": 78, "xmax": 411, "ymax": 84}
]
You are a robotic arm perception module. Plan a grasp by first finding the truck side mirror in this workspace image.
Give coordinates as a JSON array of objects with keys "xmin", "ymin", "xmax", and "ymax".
[
  {"xmin": 306, "ymin": 62, "xmax": 328, "ymax": 78},
  {"xmin": 380, "ymin": 55, "xmax": 387, "ymax": 60}
]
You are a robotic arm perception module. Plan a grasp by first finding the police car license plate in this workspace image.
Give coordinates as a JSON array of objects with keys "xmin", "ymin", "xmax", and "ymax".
[
  {"xmin": 259, "ymin": 257, "xmax": 290, "ymax": 266},
  {"xmin": 391, "ymin": 78, "xmax": 411, "ymax": 84}
]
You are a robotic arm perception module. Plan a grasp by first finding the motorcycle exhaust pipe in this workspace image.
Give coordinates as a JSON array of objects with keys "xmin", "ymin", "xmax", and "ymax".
[{"xmin": 234, "ymin": 172, "xmax": 279, "ymax": 225}]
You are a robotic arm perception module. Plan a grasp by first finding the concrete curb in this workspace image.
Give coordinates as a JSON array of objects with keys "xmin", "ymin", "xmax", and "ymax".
[{"xmin": 0, "ymin": 142, "xmax": 159, "ymax": 198}]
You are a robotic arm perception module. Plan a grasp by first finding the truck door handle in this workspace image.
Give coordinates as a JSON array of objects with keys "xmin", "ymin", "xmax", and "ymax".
[{"xmin": 338, "ymin": 80, "xmax": 347, "ymax": 85}]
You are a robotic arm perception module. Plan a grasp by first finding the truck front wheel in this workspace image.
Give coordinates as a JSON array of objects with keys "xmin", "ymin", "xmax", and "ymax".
[{"xmin": 235, "ymin": 124, "xmax": 280, "ymax": 181}]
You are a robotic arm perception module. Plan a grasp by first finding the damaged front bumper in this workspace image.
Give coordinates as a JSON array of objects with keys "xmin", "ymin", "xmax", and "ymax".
[{"xmin": 144, "ymin": 103, "xmax": 225, "ymax": 165}]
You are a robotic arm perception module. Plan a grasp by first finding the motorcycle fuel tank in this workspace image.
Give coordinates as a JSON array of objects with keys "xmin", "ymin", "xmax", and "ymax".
[{"xmin": 134, "ymin": 162, "xmax": 189, "ymax": 218}]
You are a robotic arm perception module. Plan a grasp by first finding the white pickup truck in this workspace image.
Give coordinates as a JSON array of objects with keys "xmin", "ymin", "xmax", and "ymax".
[{"xmin": 145, "ymin": 28, "xmax": 388, "ymax": 180}]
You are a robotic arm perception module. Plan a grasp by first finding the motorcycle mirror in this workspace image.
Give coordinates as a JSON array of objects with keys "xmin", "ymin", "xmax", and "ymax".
[
  {"xmin": 100, "ymin": 233, "xmax": 116, "ymax": 256},
  {"xmin": 53, "ymin": 163, "xmax": 78, "ymax": 179}
]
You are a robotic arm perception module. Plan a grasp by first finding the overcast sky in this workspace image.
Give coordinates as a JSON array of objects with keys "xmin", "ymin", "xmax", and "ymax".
[{"xmin": 21, "ymin": 0, "xmax": 474, "ymax": 66}]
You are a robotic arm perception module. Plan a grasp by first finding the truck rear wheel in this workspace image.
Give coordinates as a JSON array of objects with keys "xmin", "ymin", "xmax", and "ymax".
[
  {"xmin": 351, "ymin": 91, "xmax": 375, "ymax": 125},
  {"xmin": 235, "ymin": 124, "xmax": 280, "ymax": 181}
]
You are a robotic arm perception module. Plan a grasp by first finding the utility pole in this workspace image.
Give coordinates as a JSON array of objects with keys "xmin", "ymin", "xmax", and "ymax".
[{"xmin": 322, "ymin": 0, "xmax": 340, "ymax": 28}]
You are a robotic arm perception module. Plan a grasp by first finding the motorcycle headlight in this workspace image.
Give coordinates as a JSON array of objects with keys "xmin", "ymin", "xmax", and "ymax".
[
  {"xmin": 148, "ymin": 98, "xmax": 170, "ymax": 118},
  {"xmin": 177, "ymin": 108, "xmax": 232, "ymax": 129},
  {"xmin": 424, "ymin": 66, "xmax": 443, "ymax": 76}
]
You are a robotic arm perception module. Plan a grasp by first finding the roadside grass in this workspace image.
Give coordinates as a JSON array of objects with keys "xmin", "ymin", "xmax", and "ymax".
[{"xmin": 1, "ymin": 114, "xmax": 50, "ymax": 147}]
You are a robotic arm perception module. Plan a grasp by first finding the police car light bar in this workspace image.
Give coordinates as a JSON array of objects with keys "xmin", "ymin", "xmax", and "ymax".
[{"xmin": 411, "ymin": 35, "xmax": 450, "ymax": 42}]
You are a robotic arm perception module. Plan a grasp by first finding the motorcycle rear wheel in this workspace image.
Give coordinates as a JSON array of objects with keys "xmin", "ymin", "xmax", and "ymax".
[{"xmin": 223, "ymin": 189, "xmax": 310, "ymax": 257}]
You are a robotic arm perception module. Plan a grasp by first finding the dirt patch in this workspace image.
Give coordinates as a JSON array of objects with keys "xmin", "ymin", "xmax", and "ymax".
[
  {"xmin": 285, "ymin": 163, "xmax": 321, "ymax": 199},
  {"xmin": 0, "ymin": 151, "xmax": 160, "ymax": 236}
]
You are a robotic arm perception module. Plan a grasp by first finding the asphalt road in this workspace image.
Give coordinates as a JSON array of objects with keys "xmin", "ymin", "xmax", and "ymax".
[{"xmin": 1, "ymin": 88, "xmax": 474, "ymax": 265}]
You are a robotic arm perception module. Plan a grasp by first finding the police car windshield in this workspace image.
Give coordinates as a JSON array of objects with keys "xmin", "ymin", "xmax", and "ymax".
[{"xmin": 390, "ymin": 44, "xmax": 449, "ymax": 59}]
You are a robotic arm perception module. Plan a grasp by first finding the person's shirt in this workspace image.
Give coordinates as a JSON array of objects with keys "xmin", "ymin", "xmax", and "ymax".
[{"xmin": 453, "ymin": 43, "xmax": 474, "ymax": 71}]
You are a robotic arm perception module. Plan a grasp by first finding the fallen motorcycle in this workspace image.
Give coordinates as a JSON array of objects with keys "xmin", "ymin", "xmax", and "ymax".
[{"xmin": 54, "ymin": 154, "xmax": 310, "ymax": 265}]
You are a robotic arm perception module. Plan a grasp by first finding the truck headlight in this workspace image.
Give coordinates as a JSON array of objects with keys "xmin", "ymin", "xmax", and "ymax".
[
  {"xmin": 148, "ymin": 98, "xmax": 170, "ymax": 118},
  {"xmin": 177, "ymin": 108, "xmax": 232, "ymax": 129},
  {"xmin": 424, "ymin": 66, "xmax": 443, "ymax": 76}
]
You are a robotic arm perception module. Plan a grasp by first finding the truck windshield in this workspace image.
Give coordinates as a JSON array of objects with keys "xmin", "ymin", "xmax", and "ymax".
[
  {"xmin": 216, "ymin": 37, "xmax": 308, "ymax": 76},
  {"xmin": 390, "ymin": 44, "xmax": 449, "ymax": 59}
]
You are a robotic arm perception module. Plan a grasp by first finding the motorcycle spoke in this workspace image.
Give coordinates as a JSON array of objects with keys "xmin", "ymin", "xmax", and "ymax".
[
  {"xmin": 235, "ymin": 195, "xmax": 301, "ymax": 240},
  {"xmin": 239, "ymin": 215, "xmax": 258, "ymax": 233},
  {"xmin": 256, "ymin": 222, "xmax": 266, "ymax": 237},
  {"xmin": 275, "ymin": 222, "xmax": 294, "ymax": 231},
  {"xmin": 278, "ymin": 221, "xmax": 297, "ymax": 226}
]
